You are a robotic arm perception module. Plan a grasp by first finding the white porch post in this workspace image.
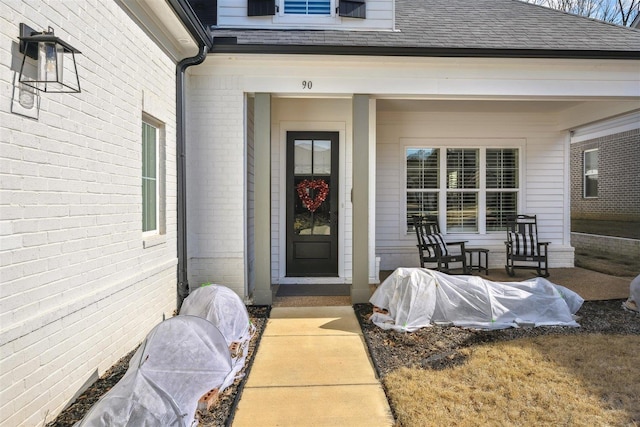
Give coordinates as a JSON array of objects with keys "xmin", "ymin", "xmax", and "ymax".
[
  {"xmin": 253, "ymin": 93, "xmax": 272, "ymax": 305},
  {"xmin": 352, "ymin": 94, "xmax": 370, "ymax": 303}
]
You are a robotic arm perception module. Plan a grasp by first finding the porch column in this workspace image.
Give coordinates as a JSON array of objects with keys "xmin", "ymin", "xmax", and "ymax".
[
  {"xmin": 253, "ymin": 93, "xmax": 272, "ymax": 305},
  {"xmin": 352, "ymin": 94, "xmax": 370, "ymax": 303}
]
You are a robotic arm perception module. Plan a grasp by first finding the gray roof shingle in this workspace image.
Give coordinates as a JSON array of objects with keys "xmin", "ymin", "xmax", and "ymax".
[{"xmin": 210, "ymin": 0, "xmax": 640, "ymax": 57}]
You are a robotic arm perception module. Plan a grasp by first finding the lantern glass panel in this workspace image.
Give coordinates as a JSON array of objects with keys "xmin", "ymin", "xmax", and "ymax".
[{"xmin": 38, "ymin": 41, "xmax": 63, "ymax": 84}]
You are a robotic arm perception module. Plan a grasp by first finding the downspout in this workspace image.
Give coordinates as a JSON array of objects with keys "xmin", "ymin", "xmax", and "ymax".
[{"xmin": 176, "ymin": 44, "xmax": 208, "ymax": 310}]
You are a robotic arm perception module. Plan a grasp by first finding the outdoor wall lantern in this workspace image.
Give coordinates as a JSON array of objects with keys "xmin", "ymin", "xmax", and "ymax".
[{"xmin": 18, "ymin": 23, "xmax": 81, "ymax": 94}]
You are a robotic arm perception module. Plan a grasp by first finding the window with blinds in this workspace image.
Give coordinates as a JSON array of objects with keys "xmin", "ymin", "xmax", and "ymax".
[
  {"xmin": 486, "ymin": 148, "xmax": 518, "ymax": 231},
  {"xmin": 406, "ymin": 148, "xmax": 439, "ymax": 230},
  {"xmin": 447, "ymin": 149, "xmax": 479, "ymax": 232},
  {"xmin": 405, "ymin": 146, "xmax": 519, "ymax": 234},
  {"xmin": 284, "ymin": 0, "xmax": 331, "ymax": 15}
]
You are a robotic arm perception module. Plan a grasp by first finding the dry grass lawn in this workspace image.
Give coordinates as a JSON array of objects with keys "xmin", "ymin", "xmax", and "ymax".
[{"xmin": 384, "ymin": 334, "xmax": 640, "ymax": 427}]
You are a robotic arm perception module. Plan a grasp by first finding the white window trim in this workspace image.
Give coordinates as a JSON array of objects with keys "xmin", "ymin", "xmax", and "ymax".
[
  {"xmin": 401, "ymin": 138, "xmax": 524, "ymax": 237},
  {"xmin": 142, "ymin": 114, "xmax": 166, "ymax": 245},
  {"xmin": 583, "ymin": 148, "xmax": 599, "ymax": 199},
  {"xmin": 142, "ymin": 119, "xmax": 160, "ymax": 237},
  {"xmin": 274, "ymin": 0, "xmax": 341, "ymax": 25}
]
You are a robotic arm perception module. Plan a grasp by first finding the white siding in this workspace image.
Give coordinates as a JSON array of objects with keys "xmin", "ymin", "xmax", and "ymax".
[
  {"xmin": 375, "ymin": 110, "xmax": 574, "ymax": 270},
  {"xmin": 0, "ymin": 1, "xmax": 179, "ymax": 425},
  {"xmin": 217, "ymin": 0, "xmax": 394, "ymax": 30}
]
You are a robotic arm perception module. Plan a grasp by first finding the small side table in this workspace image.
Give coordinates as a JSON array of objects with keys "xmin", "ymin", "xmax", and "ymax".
[{"xmin": 465, "ymin": 248, "xmax": 489, "ymax": 275}]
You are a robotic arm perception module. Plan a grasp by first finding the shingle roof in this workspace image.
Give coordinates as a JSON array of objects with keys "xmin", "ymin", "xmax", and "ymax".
[{"xmin": 210, "ymin": 0, "xmax": 640, "ymax": 58}]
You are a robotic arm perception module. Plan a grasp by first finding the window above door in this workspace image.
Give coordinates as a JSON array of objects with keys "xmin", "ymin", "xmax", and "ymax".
[
  {"xmin": 247, "ymin": 0, "xmax": 366, "ymax": 22},
  {"xmin": 284, "ymin": 0, "xmax": 331, "ymax": 15}
]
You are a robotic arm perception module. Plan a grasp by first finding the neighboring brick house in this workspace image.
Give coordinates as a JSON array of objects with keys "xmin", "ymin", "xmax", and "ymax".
[
  {"xmin": 570, "ymin": 113, "xmax": 640, "ymax": 222},
  {"xmin": 569, "ymin": 112, "xmax": 640, "ymax": 266}
]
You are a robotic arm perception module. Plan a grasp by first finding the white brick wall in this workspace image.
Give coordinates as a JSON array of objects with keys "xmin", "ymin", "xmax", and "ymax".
[
  {"xmin": 186, "ymin": 74, "xmax": 247, "ymax": 296},
  {"xmin": 0, "ymin": 1, "xmax": 179, "ymax": 425}
]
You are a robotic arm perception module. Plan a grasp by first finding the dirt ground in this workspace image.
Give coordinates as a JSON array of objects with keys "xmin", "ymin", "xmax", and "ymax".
[
  {"xmin": 574, "ymin": 249, "xmax": 639, "ymax": 278},
  {"xmin": 571, "ymin": 219, "xmax": 640, "ymax": 240}
]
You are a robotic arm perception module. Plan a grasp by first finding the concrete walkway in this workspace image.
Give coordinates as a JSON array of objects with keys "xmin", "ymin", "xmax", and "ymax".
[{"xmin": 232, "ymin": 306, "xmax": 394, "ymax": 427}]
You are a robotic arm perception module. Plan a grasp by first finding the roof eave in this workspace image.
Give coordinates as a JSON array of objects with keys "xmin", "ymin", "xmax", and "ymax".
[
  {"xmin": 167, "ymin": 0, "xmax": 214, "ymax": 49},
  {"xmin": 210, "ymin": 43, "xmax": 640, "ymax": 60}
]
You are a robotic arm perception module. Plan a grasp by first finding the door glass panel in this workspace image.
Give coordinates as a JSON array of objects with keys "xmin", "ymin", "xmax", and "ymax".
[
  {"xmin": 294, "ymin": 177, "xmax": 331, "ymax": 235},
  {"xmin": 313, "ymin": 140, "xmax": 331, "ymax": 175},
  {"xmin": 293, "ymin": 139, "xmax": 332, "ymax": 236},
  {"xmin": 294, "ymin": 140, "xmax": 313, "ymax": 174}
]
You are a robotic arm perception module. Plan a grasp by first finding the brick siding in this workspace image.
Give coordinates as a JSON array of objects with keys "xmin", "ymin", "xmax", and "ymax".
[
  {"xmin": 570, "ymin": 129, "xmax": 640, "ymax": 221},
  {"xmin": 0, "ymin": 2, "xmax": 178, "ymax": 425}
]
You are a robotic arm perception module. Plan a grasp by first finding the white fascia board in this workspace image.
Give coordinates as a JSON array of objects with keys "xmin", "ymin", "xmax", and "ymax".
[
  {"xmin": 558, "ymin": 100, "xmax": 640, "ymax": 132},
  {"xmin": 118, "ymin": 0, "xmax": 199, "ymax": 62},
  {"xmin": 570, "ymin": 110, "xmax": 640, "ymax": 143},
  {"xmin": 197, "ymin": 55, "xmax": 640, "ymax": 99}
]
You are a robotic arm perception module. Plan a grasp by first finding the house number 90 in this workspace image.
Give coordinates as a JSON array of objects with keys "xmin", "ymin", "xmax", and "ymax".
[{"xmin": 302, "ymin": 80, "xmax": 313, "ymax": 90}]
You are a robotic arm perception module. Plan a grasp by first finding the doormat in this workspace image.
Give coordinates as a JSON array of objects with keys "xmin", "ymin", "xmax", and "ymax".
[{"xmin": 276, "ymin": 284, "xmax": 350, "ymax": 297}]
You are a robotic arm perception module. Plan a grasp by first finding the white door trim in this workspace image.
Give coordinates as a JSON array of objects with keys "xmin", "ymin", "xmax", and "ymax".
[{"xmin": 275, "ymin": 120, "xmax": 347, "ymax": 284}]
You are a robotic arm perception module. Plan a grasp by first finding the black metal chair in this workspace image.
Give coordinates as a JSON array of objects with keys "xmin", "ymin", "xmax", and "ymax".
[
  {"xmin": 505, "ymin": 214, "xmax": 550, "ymax": 277},
  {"xmin": 412, "ymin": 215, "xmax": 469, "ymax": 274}
]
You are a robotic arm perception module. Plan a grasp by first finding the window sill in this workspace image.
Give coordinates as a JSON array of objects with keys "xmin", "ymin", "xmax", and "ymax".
[
  {"xmin": 273, "ymin": 15, "xmax": 341, "ymax": 26},
  {"xmin": 143, "ymin": 234, "xmax": 166, "ymax": 249}
]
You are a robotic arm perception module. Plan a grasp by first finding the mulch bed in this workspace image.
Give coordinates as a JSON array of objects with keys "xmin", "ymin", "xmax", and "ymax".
[
  {"xmin": 354, "ymin": 299, "xmax": 640, "ymax": 378},
  {"xmin": 46, "ymin": 300, "xmax": 638, "ymax": 426},
  {"xmin": 45, "ymin": 306, "xmax": 270, "ymax": 427}
]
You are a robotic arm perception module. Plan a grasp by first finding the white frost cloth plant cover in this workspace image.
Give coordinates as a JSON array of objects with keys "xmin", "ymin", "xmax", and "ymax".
[
  {"xmin": 179, "ymin": 284, "xmax": 256, "ymax": 379},
  {"xmin": 76, "ymin": 316, "xmax": 234, "ymax": 427},
  {"xmin": 370, "ymin": 268, "xmax": 584, "ymax": 332},
  {"xmin": 624, "ymin": 274, "xmax": 640, "ymax": 312}
]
